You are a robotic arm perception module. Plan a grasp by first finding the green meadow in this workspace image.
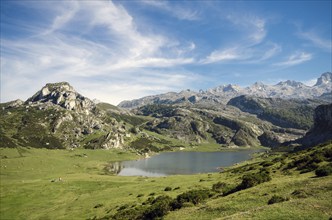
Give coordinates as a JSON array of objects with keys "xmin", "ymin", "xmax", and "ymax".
[{"xmin": 1, "ymin": 145, "xmax": 331, "ymax": 220}]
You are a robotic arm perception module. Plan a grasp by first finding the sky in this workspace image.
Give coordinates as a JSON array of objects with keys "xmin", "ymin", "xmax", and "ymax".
[{"xmin": 1, "ymin": 0, "xmax": 331, "ymax": 105}]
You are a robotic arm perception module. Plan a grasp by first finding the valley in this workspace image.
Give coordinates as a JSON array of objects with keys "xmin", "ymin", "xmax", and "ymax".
[{"xmin": 0, "ymin": 144, "xmax": 331, "ymax": 219}]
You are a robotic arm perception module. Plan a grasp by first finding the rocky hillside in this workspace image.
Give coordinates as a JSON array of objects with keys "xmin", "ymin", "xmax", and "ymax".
[
  {"xmin": 118, "ymin": 72, "xmax": 332, "ymax": 109},
  {"xmin": 0, "ymin": 82, "xmax": 129, "ymax": 150},
  {"xmin": 296, "ymin": 103, "xmax": 332, "ymax": 148},
  {"xmin": 136, "ymin": 103, "xmax": 306, "ymax": 148},
  {"xmin": 227, "ymin": 95, "xmax": 327, "ymax": 130}
]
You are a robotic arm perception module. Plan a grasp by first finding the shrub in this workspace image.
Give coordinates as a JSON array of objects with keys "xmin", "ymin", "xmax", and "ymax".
[
  {"xmin": 291, "ymin": 189, "xmax": 308, "ymax": 198},
  {"xmin": 112, "ymin": 207, "xmax": 145, "ymax": 220},
  {"xmin": 238, "ymin": 170, "xmax": 271, "ymax": 190},
  {"xmin": 143, "ymin": 196, "xmax": 173, "ymax": 219},
  {"xmin": 172, "ymin": 189, "xmax": 211, "ymax": 209},
  {"xmin": 164, "ymin": 187, "xmax": 172, "ymax": 191},
  {"xmin": 260, "ymin": 161, "xmax": 274, "ymax": 167},
  {"xmin": 94, "ymin": 203, "xmax": 103, "ymax": 208},
  {"xmin": 315, "ymin": 164, "xmax": 332, "ymax": 177},
  {"xmin": 212, "ymin": 182, "xmax": 227, "ymax": 193},
  {"xmin": 268, "ymin": 195, "xmax": 289, "ymax": 205}
]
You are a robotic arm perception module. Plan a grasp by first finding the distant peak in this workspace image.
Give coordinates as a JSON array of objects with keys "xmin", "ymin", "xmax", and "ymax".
[
  {"xmin": 219, "ymin": 84, "xmax": 241, "ymax": 91},
  {"xmin": 251, "ymin": 82, "xmax": 267, "ymax": 87},
  {"xmin": 314, "ymin": 72, "xmax": 332, "ymax": 86},
  {"xmin": 277, "ymin": 80, "xmax": 304, "ymax": 87}
]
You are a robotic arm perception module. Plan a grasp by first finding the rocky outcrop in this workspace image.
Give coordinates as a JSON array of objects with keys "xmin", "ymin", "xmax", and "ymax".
[
  {"xmin": 296, "ymin": 103, "xmax": 332, "ymax": 148},
  {"xmin": 313, "ymin": 104, "xmax": 332, "ymax": 130},
  {"xmin": 26, "ymin": 82, "xmax": 95, "ymax": 114},
  {"xmin": 0, "ymin": 82, "xmax": 129, "ymax": 150}
]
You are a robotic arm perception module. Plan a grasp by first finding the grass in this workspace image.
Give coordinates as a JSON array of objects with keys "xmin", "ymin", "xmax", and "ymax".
[{"xmin": 1, "ymin": 144, "xmax": 331, "ymax": 220}]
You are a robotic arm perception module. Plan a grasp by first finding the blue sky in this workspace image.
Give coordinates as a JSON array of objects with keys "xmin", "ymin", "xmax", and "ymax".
[{"xmin": 1, "ymin": 0, "xmax": 331, "ymax": 105}]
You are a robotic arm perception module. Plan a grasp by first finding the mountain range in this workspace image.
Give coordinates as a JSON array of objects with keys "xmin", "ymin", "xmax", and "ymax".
[
  {"xmin": 0, "ymin": 72, "xmax": 331, "ymax": 151},
  {"xmin": 118, "ymin": 72, "xmax": 332, "ymax": 109}
]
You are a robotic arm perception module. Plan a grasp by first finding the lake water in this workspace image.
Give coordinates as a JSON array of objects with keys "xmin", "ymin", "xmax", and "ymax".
[{"xmin": 108, "ymin": 149, "xmax": 264, "ymax": 177}]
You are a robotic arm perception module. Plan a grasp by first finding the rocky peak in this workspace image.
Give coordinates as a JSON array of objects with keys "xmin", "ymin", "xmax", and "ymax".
[
  {"xmin": 276, "ymin": 80, "xmax": 304, "ymax": 88},
  {"xmin": 249, "ymin": 82, "xmax": 268, "ymax": 91},
  {"xmin": 212, "ymin": 84, "xmax": 241, "ymax": 93},
  {"xmin": 26, "ymin": 82, "xmax": 95, "ymax": 113},
  {"xmin": 314, "ymin": 72, "xmax": 332, "ymax": 86}
]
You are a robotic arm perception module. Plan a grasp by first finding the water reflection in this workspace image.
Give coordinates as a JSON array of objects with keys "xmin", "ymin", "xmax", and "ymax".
[{"xmin": 107, "ymin": 149, "xmax": 264, "ymax": 177}]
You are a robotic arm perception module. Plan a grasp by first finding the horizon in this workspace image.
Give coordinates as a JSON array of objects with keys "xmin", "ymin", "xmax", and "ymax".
[
  {"xmin": 1, "ymin": 71, "xmax": 330, "ymax": 105},
  {"xmin": 1, "ymin": 1, "xmax": 331, "ymax": 105}
]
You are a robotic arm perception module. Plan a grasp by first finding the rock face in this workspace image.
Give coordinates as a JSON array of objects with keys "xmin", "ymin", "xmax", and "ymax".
[
  {"xmin": 315, "ymin": 72, "xmax": 332, "ymax": 86},
  {"xmin": 314, "ymin": 104, "xmax": 332, "ymax": 130},
  {"xmin": 296, "ymin": 103, "xmax": 332, "ymax": 148},
  {"xmin": 118, "ymin": 72, "xmax": 332, "ymax": 109},
  {"xmin": 26, "ymin": 82, "xmax": 95, "ymax": 113}
]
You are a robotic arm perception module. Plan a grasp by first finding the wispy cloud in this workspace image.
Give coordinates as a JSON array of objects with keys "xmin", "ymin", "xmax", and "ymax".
[
  {"xmin": 141, "ymin": 0, "xmax": 199, "ymax": 20},
  {"xmin": 0, "ymin": 1, "xmax": 197, "ymax": 104},
  {"xmin": 226, "ymin": 13, "xmax": 267, "ymax": 45},
  {"xmin": 43, "ymin": 1, "xmax": 79, "ymax": 35},
  {"xmin": 201, "ymin": 42, "xmax": 281, "ymax": 64},
  {"xmin": 201, "ymin": 47, "xmax": 246, "ymax": 64},
  {"xmin": 201, "ymin": 13, "xmax": 272, "ymax": 64},
  {"xmin": 274, "ymin": 51, "xmax": 312, "ymax": 67},
  {"xmin": 297, "ymin": 29, "xmax": 332, "ymax": 52}
]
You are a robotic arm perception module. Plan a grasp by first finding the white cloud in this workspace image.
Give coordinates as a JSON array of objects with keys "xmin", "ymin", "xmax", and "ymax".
[
  {"xmin": 201, "ymin": 42, "xmax": 281, "ymax": 64},
  {"xmin": 259, "ymin": 43, "xmax": 282, "ymax": 61},
  {"xmin": 274, "ymin": 51, "xmax": 313, "ymax": 67},
  {"xmin": 298, "ymin": 30, "xmax": 332, "ymax": 52},
  {"xmin": 141, "ymin": 0, "xmax": 199, "ymax": 20},
  {"xmin": 0, "ymin": 1, "xmax": 199, "ymax": 104},
  {"xmin": 43, "ymin": 1, "xmax": 79, "ymax": 35},
  {"xmin": 201, "ymin": 13, "xmax": 271, "ymax": 64},
  {"xmin": 226, "ymin": 13, "xmax": 267, "ymax": 45},
  {"xmin": 201, "ymin": 47, "xmax": 243, "ymax": 64}
]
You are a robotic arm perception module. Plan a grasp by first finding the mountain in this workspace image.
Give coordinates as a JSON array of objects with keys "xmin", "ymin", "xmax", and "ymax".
[
  {"xmin": 1, "ymin": 73, "xmax": 331, "ymax": 151},
  {"xmin": 0, "ymin": 82, "xmax": 129, "ymax": 149},
  {"xmin": 315, "ymin": 72, "xmax": 332, "ymax": 86},
  {"xmin": 118, "ymin": 72, "xmax": 332, "ymax": 109}
]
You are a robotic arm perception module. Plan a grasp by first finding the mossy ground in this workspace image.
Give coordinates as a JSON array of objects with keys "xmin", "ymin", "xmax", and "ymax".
[{"xmin": 1, "ymin": 145, "xmax": 331, "ymax": 220}]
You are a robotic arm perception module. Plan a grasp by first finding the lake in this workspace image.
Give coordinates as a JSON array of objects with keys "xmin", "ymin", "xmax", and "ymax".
[{"xmin": 107, "ymin": 149, "xmax": 265, "ymax": 177}]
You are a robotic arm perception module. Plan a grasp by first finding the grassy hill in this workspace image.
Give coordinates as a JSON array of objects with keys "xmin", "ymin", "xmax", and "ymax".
[{"xmin": 1, "ymin": 143, "xmax": 331, "ymax": 219}]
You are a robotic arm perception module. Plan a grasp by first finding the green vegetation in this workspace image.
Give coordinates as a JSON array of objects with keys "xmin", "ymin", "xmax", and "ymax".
[
  {"xmin": 138, "ymin": 104, "xmax": 176, "ymax": 117},
  {"xmin": 227, "ymin": 96, "xmax": 324, "ymax": 130},
  {"xmin": 262, "ymin": 106, "xmax": 314, "ymax": 130},
  {"xmin": 268, "ymin": 195, "xmax": 289, "ymax": 205},
  {"xmin": 1, "ymin": 144, "xmax": 331, "ymax": 220},
  {"xmin": 315, "ymin": 164, "xmax": 332, "ymax": 177}
]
